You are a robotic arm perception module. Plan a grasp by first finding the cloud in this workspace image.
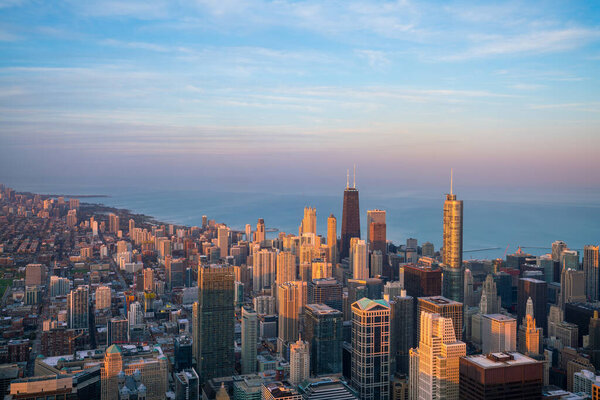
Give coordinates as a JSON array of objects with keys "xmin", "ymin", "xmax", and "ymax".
[
  {"xmin": 443, "ymin": 28, "xmax": 600, "ymax": 60},
  {"xmin": 355, "ymin": 49, "xmax": 391, "ymax": 69}
]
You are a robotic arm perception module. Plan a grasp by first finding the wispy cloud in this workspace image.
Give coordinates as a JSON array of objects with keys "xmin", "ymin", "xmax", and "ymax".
[
  {"xmin": 355, "ymin": 49, "xmax": 391, "ymax": 69},
  {"xmin": 443, "ymin": 28, "xmax": 600, "ymax": 60}
]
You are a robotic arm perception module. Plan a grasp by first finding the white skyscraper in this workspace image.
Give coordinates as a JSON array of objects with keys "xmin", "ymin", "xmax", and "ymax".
[
  {"xmin": 352, "ymin": 240, "xmax": 368, "ymax": 280},
  {"xmin": 481, "ymin": 314, "xmax": 517, "ymax": 354},
  {"xmin": 241, "ymin": 306, "xmax": 258, "ymax": 374},
  {"xmin": 410, "ymin": 311, "xmax": 466, "ymax": 400},
  {"xmin": 289, "ymin": 338, "xmax": 310, "ymax": 385}
]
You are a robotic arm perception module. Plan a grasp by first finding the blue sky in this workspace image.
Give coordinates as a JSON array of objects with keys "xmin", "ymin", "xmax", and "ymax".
[{"xmin": 0, "ymin": 0, "xmax": 599, "ymax": 195}]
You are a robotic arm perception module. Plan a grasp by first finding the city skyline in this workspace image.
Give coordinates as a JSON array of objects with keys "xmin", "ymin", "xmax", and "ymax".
[{"xmin": 1, "ymin": 1, "xmax": 599, "ymax": 193}]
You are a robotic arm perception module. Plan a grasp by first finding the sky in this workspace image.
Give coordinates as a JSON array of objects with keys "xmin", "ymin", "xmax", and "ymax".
[{"xmin": 0, "ymin": 0, "xmax": 599, "ymax": 197}]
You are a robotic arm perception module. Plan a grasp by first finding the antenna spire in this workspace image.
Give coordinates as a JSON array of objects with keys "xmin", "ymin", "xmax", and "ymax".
[
  {"xmin": 346, "ymin": 169, "xmax": 349, "ymax": 189},
  {"xmin": 450, "ymin": 168, "xmax": 453, "ymax": 195},
  {"xmin": 353, "ymin": 164, "xmax": 356, "ymax": 188}
]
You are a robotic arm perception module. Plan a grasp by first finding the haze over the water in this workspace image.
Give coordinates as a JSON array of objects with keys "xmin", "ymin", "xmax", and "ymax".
[{"xmin": 0, "ymin": 1, "xmax": 599, "ymax": 195}]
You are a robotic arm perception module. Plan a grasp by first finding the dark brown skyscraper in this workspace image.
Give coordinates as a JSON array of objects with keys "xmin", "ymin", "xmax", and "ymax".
[{"xmin": 341, "ymin": 169, "xmax": 360, "ymax": 260}]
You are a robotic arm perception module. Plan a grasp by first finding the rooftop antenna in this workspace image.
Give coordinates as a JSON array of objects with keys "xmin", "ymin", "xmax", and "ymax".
[
  {"xmin": 346, "ymin": 169, "xmax": 350, "ymax": 189},
  {"xmin": 450, "ymin": 168, "xmax": 453, "ymax": 195},
  {"xmin": 353, "ymin": 164, "xmax": 356, "ymax": 188}
]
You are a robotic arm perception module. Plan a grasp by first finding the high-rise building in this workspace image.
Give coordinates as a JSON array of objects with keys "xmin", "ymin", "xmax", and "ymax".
[
  {"xmin": 442, "ymin": 172, "xmax": 463, "ymax": 302},
  {"xmin": 327, "ymin": 214, "xmax": 337, "ymax": 264},
  {"xmin": 301, "ymin": 207, "xmax": 317, "ymax": 236},
  {"xmin": 278, "ymin": 281, "xmax": 308, "ymax": 354},
  {"xmin": 95, "ymin": 285, "xmax": 111, "ymax": 310},
  {"xmin": 517, "ymin": 278, "xmax": 547, "ymax": 333},
  {"xmin": 590, "ymin": 311, "xmax": 600, "ymax": 370},
  {"xmin": 289, "ymin": 338, "xmax": 310, "ymax": 385},
  {"xmin": 128, "ymin": 301, "xmax": 143, "ymax": 328},
  {"xmin": 561, "ymin": 249, "xmax": 580, "ymax": 270},
  {"xmin": 49, "ymin": 276, "xmax": 70, "ymax": 297},
  {"xmin": 371, "ymin": 251, "xmax": 383, "ymax": 277},
  {"xmin": 308, "ymin": 278, "xmax": 343, "ymax": 312},
  {"xmin": 107, "ymin": 317, "xmax": 129, "ymax": 345},
  {"xmin": 193, "ymin": 265, "xmax": 235, "ymax": 384},
  {"xmin": 403, "ymin": 265, "xmax": 442, "ymax": 299},
  {"xmin": 128, "ymin": 218, "xmax": 135, "ymax": 236},
  {"xmin": 253, "ymin": 249, "xmax": 276, "ymax": 292},
  {"xmin": 584, "ymin": 245, "xmax": 600, "ymax": 301},
  {"xmin": 422, "ymin": 242, "xmax": 435, "ymax": 258},
  {"xmin": 367, "ymin": 210, "xmax": 386, "ymax": 255},
  {"xmin": 351, "ymin": 298, "xmax": 390, "ymax": 400},
  {"xmin": 277, "ymin": 251, "xmax": 296, "ymax": 286},
  {"xmin": 241, "ymin": 306, "xmax": 258, "ymax": 374},
  {"xmin": 245, "ymin": 224, "xmax": 252, "ymax": 242},
  {"xmin": 304, "ymin": 303, "xmax": 343, "ymax": 375},
  {"xmin": 255, "ymin": 219, "xmax": 265, "ymax": 244},
  {"xmin": 417, "ymin": 296, "xmax": 463, "ymax": 342},
  {"xmin": 352, "ymin": 240, "xmax": 368, "ymax": 280},
  {"xmin": 341, "ymin": 170, "xmax": 360, "ymax": 260},
  {"xmin": 389, "ymin": 291, "xmax": 414, "ymax": 375},
  {"xmin": 175, "ymin": 368, "xmax": 199, "ymax": 400},
  {"xmin": 166, "ymin": 257, "xmax": 185, "ymax": 289},
  {"xmin": 481, "ymin": 314, "xmax": 517, "ymax": 354},
  {"xmin": 560, "ymin": 268, "xmax": 586, "ymax": 308},
  {"xmin": 109, "ymin": 213, "xmax": 120, "ymax": 234},
  {"xmin": 518, "ymin": 299, "xmax": 542, "ymax": 356},
  {"xmin": 68, "ymin": 285, "xmax": 89, "ymax": 330},
  {"xmin": 552, "ymin": 240, "xmax": 568, "ymax": 262},
  {"xmin": 411, "ymin": 311, "xmax": 466, "ymax": 400},
  {"xmin": 218, "ymin": 226, "xmax": 229, "ymax": 259},
  {"xmin": 143, "ymin": 268, "xmax": 154, "ymax": 292},
  {"xmin": 101, "ymin": 345, "xmax": 123, "ymax": 400},
  {"xmin": 459, "ymin": 352, "xmax": 543, "ymax": 400},
  {"xmin": 479, "ymin": 274, "xmax": 501, "ymax": 314},
  {"xmin": 25, "ymin": 263, "xmax": 45, "ymax": 286},
  {"xmin": 174, "ymin": 336, "xmax": 193, "ymax": 372}
]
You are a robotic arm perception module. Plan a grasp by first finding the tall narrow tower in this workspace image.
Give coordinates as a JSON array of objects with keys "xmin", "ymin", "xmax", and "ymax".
[
  {"xmin": 341, "ymin": 168, "xmax": 360, "ymax": 260},
  {"xmin": 442, "ymin": 169, "xmax": 464, "ymax": 302},
  {"xmin": 193, "ymin": 265, "xmax": 235, "ymax": 384},
  {"xmin": 327, "ymin": 214, "xmax": 337, "ymax": 264}
]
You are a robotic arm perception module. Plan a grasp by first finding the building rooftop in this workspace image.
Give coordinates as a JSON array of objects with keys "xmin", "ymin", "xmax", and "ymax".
[
  {"xmin": 353, "ymin": 298, "xmax": 389, "ymax": 311},
  {"xmin": 464, "ymin": 352, "xmax": 540, "ymax": 369},
  {"xmin": 305, "ymin": 304, "xmax": 342, "ymax": 315},
  {"xmin": 419, "ymin": 296, "xmax": 461, "ymax": 306},
  {"xmin": 483, "ymin": 314, "xmax": 516, "ymax": 322}
]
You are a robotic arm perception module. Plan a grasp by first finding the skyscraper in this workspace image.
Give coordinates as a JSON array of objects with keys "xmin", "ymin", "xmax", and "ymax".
[
  {"xmin": 278, "ymin": 281, "xmax": 308, "ymax": 355},
  {"xmin": 101, "ymin": 345, "xmax": 123, "ymax": 400},
  {"xmin": 277, "ymin": 251, "xmax": 296, "ymax": 286},
  {"xmin": 389, "ymin": 291, "xmax": 414, "ymax": 375},
  {"xmin": 143, "ymin": 268, "xmax": 154, "ymax": 292},
  {"xmin": 341, "ymin": 169, "xmax": 360, "ymax": 260},
  {"xmin": 552, "ymin": 240, "xmax": 568, "ymax": 263},
  {"xmin": 327, "ymin": 214, "xmax": 337, "ymax": 264},
  {"xmin": 255, "ymin": 219, "xmax": 265, "ymax": 243},
  {"xmin": 107, "ymin": 317, "xmax": 129, "ymax": 345},
  {"xmin": 481, "ymin": 314, "xmax": 517, "ymax": 354},
  {"xmin": 352, "ymin": 240, "xmax": 368, "ymax": 280},
  {"xmin": 68, "ymin": 285, "xmax": 89, "ymax": 330},
  {"xmin": 218, "ymin": 226, "xmax": 229, "ymax": 259},
  {"xmin": 442, "ymin": 171, "xmax": 463, "ymax": 302},
  {"xmin": 351, "ymin": 298, "xmax": 390, "ymax": 400},
  {"xmin": 479, "ymin": 274, "xmax": 501, "ymax": 314},
  {"xmin": 193, "ymin": 265, "xmax": 235, "ymax": 384},
  {"xmin": 411, "ymin": 312, "xmax": 466, "ymax": 400},
  {"xmin": 108, "ymin": 213, "xmax": 120, "ymax": 234},
  {"xmin": 95, "ymin": 285, "xmax": 111, "ymax": 310},
  {"xmin": 517, "ymin": 278, "xmax": 547, "ymax": 333},
  {"xmin": 289, "ymin": 338, "xmax": 310, "ymax": 385},
  {"xmin": 367, "ymin": 209, "xmax": 386, "ymax": 255},
  {"xmin": 307, "ymin": 278, "xmax": 343, "ymax": 312},
  {"xmin": 241, "ymin": 306, "xmax": 258, "ymax": 374},
  {"xmin": 301, "ymin": 207, "xmax": 317, "ymax": 236},
  {"xmin": 590, "ymin": 311, "xmax": 600, "ymax": 370},
  {"xmin": 253, "ymin": 249, "xmax": 276, "ymax": 292},
  {"xmin": 417, "ymin": 296, "xmax": 463, "ymax": 342},
  {"xmin": 459, "ymin": 353, "xmax": 543, "ymax": 400},
  {"xmin": 304, "ymin": 303, "xmax": 343, "ymax": 375},
  {"xmin": 584, "ymin": 245, "xmax": 600, "ymax": 301}
]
